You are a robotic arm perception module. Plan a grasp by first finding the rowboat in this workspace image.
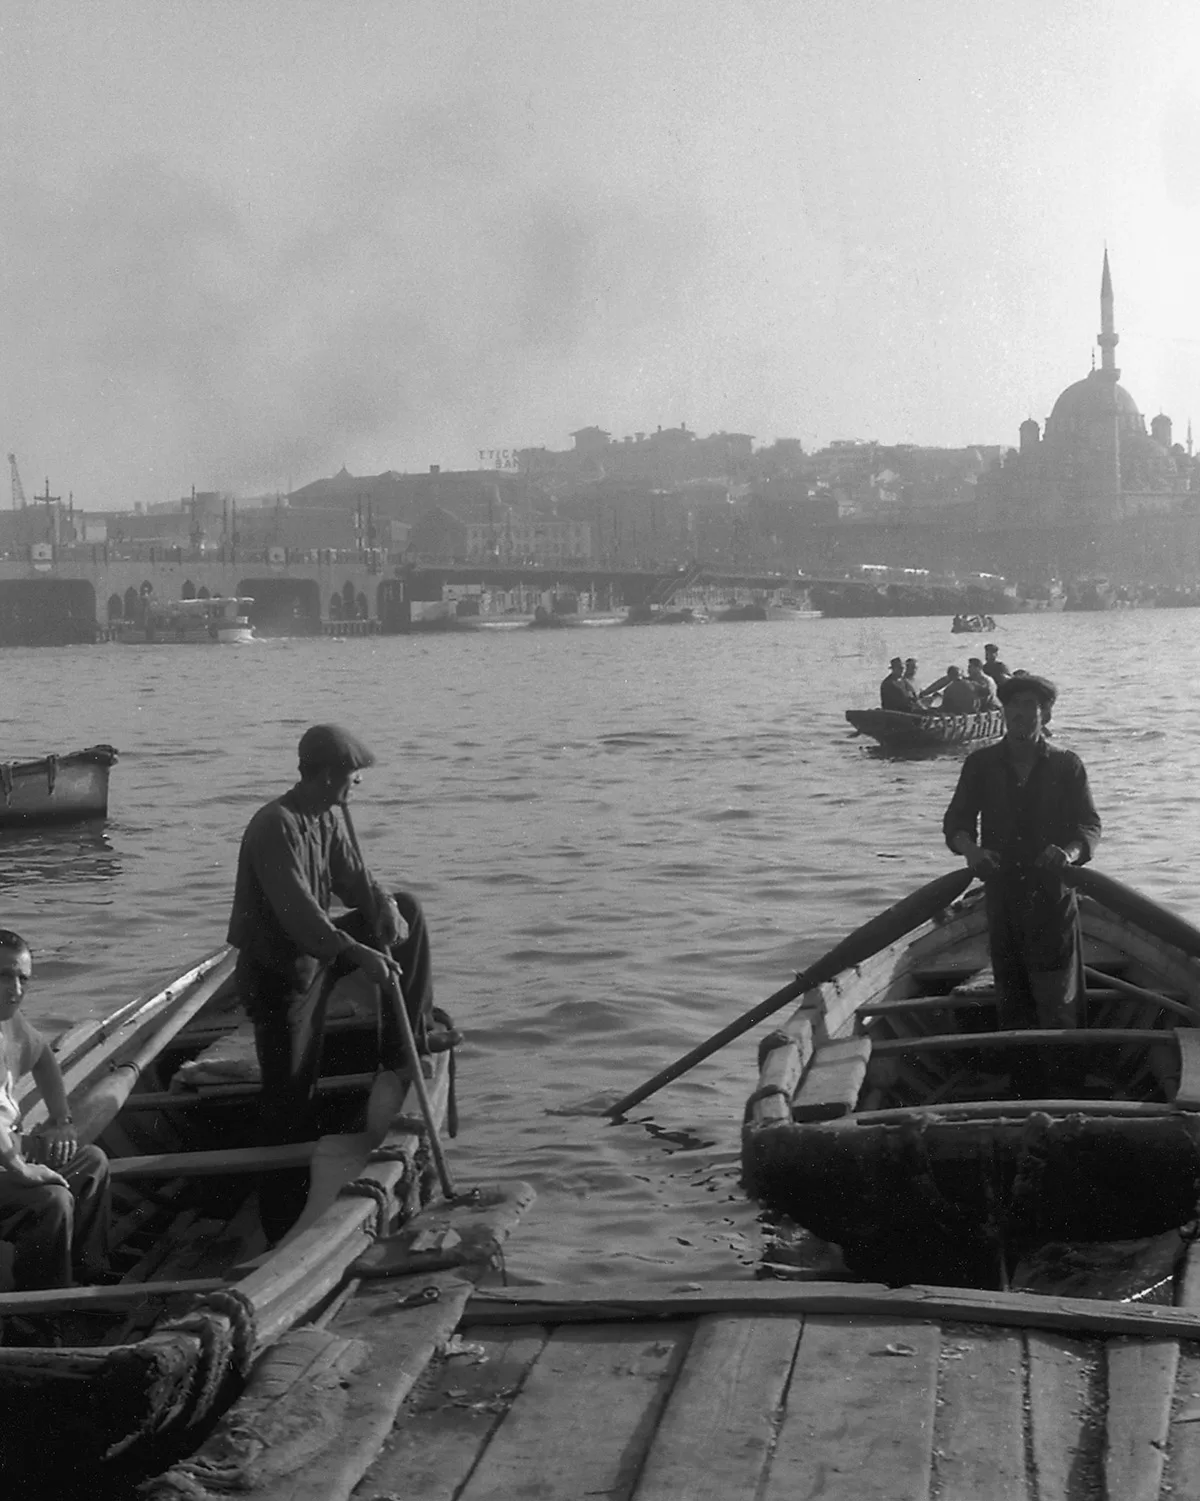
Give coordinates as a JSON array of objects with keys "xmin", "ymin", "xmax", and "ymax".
[
  {"xmin": 0, "ymin": 949, "xmax": 452, "ymax": 1469},
  {"xmin": 740, "ymin": 867, "xmax": 1200, "ymax": 1497},
  {"xmin": 845, "ymin": 706, "xmax": 1004, "ymax": 750},
  {"xmin": 0, "ymin": 745, "xmax": 119, "ymax": 828}
]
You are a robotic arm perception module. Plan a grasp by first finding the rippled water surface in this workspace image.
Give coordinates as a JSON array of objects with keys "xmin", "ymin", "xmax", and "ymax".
[{"xmin": 4, "ymin": 609, "xmax": 1200, "ymax": 1283}]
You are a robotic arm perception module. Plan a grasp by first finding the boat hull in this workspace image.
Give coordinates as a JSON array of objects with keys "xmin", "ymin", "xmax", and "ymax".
[
  {"xmin": 845, "ymin": 707, "xmax": 1005, "ymax": 749},
  {"xmin": 0, "ymin": 745, "xmax": 118, "ymax": 827}
]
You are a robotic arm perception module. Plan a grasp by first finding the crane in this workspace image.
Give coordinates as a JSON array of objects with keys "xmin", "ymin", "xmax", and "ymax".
[{"xmin": 7, "ymin": 453, "xmax": 26, "ymax": 509}]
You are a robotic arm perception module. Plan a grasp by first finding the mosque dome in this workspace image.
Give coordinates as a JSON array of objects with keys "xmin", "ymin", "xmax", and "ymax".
[{"xmin": 1048, "ymin": 371, "xmax": 1142, "ymax": 432}]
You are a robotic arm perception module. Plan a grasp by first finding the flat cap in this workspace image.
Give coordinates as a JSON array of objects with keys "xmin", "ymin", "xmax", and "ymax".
[
  {"xmin": 297, "ymin": 723, "xmax": 376, "ymax": 774},
  {"xmin": 889, "ymin": 656, "xmax": 903, "ymax": 667},
  {"xmin": 996, "ymin": 673, "xmax": 1057, "ymax": 708}
]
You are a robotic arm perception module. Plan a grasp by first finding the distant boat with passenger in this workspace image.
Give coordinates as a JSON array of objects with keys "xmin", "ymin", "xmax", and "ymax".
[{"xmin": 845, "ymin": 707, "xmax": 1006, "ymax": 751}]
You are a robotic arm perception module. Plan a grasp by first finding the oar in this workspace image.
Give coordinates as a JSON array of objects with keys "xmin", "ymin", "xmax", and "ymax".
[
  {"xmin": 605, "ymin": 866, "xmax": 975, "ymax": 1118},
  {"xmin": 341, "ymin": 798, "xmax": 455, "ymax": 1199},
  {"xmin": 386, "ymin": 974, "xmax": 455, "ymax": 1199}
]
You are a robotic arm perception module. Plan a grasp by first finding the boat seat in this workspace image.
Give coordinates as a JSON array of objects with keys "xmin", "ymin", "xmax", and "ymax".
[
  {"xmin": 791, "ymin": 1038, "xmax": 872, "ymax": 1122},
  {"xmin": 110, "ymin": 1141, "xmax": 318, "ymax": 1180},
  {"xmin": 170, "ymin": 970, "xmax": 382, "ymax": 1091}
]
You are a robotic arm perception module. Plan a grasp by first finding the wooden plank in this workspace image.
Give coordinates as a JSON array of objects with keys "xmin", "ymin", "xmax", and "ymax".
[
  {"xmin": 1176, "ymin": 1029, "xmax": 1200, "ymax": 1105},
  {"xmin": 109, "ymin": 1140, "xmax": 318, "ymax": 1179},
  {"xmin": 465, "ymin": 1279, "xmax": 1200, "ymax": 1342},
  {"xmin": 0, "ymin": 1276, "xmax": 224, "ymax": 1316},
  {"xmin": 1025, "ymin": 1330, "xmax": 1101, "ymax": 1500},
  {"xmin": 456, "ymin": 1322, "xmax": 689, "ymax": 1501},
  {"xmin": 860, "ymin": 993, "xmax": 998, "ymax": 1017},
  {"xmin": 354, "ymin": 1326, "xmax": 550, "ymax": 1501},
  {"xmin": 934, "ymin": 1328, "xmax": 1026, "ymax": 1499},
  {"xmin": 146, "ymin": 1180, "xmax": 536, "ymax": 1501},
  {"xmin": 792, "ymin": 1038, "xmax": 871, "ymax": 1121},
  {"xmin": 763, "ymin": 1316, "xmax": 938, "ymax": 1501},
  {"xmin": 633, "ymin": 1314, "xmax": 803, "ymax": 1500},
  {"xmin": 1164, "ymin": 1346, "xmax": 1200, "ymax": 1497},
  {"xmin": 1105, "ymin": 1337, "xmax": 1179, "ymax": 1501},
  {"xmin": 120, "ymin": 1071, "xmax": 375, "ymax": 1111},
  {"xmin": 871, "ymin": 1027, "xmax": 1175, "ymax": 1056}
]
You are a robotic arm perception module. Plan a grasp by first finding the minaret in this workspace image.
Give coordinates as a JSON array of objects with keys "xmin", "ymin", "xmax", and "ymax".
[{"xmin": 1097, "ymin": 249, "xmax": 1120, "ymax": 381}]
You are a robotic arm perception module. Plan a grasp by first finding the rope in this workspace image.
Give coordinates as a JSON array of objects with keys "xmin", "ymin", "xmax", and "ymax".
[{"xmin": 340, "ymin": 1176, "xmax": 391, "ymax": 1237}]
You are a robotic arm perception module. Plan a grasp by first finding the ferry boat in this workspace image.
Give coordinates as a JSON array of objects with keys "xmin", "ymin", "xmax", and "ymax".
[{"xmin": 117, "ymin": 596, "xmax": 256, "ymax": 645}]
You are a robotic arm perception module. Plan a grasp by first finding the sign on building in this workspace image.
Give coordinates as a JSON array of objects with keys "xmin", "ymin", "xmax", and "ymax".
[{"xmin": 477, "ymin": 448, "xmax": 521, "ymax": 472}]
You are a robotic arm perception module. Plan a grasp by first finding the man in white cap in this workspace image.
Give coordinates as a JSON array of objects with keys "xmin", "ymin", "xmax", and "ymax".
[{"xmin": 228, "ymin": 724, "xmax": 445, "ymax": 1239}]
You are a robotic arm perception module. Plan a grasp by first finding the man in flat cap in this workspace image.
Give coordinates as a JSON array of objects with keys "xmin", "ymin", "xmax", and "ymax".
[
  {"xmin": 228, "ymin": 724, "xmax": 442, "ymax": 1239},
  {"xmin": 942, "ymin": 675, "xmax": 1101, "ymax": 1095}
]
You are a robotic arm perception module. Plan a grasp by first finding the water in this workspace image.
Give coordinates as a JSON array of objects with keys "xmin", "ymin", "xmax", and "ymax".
[{"xmin": 3, "ymin": 609, "xmax": 1199, "ymax": 1285}]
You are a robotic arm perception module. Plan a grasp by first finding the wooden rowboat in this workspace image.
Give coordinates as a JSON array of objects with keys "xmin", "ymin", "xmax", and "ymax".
[
  {"xmin": 743, "ymin": 867, "xmax": 1200, "ymax": 1291},
  {"xmin": 0, "ymin": 745, "xmax": 118, "ymax": 828},
  {"xmin": 736, "ymin": 869, "xmax": 1200, "ymax": 1497},
  {"xmin": 845, "ymin": 706, "xmax": 1004, "ymax": 749},
  {"xmin": 0, "ymin": 948, "xmax": 452, "ymax": 1469}
]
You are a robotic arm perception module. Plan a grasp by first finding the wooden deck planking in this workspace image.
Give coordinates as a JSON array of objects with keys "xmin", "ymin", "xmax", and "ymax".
[
  {"xmin": 356, "ymin": 1326, "xmax": 550, "ymax": 1501},
  {"xmin": 631, "ymin": 1314, "xmax": 803, "ymax": 1500},
  {"xmin": 1163, "ymin": 1344, "xmax": 1200, "ymax": 1496},
  {"xmin": 1025, "ymin": 1329, "xmax": 1101, "ymax": 1501},
  {"xmin": 933, "ymin": 1327, "xmax": 1027, "ymax": 1500},
  {"xmin": 1104, "ymin": 1337, "xmax": 1179, "ymax": 1501},
  {"xmin": 453, "ymin": 1322, "xmax": 691, "ymax": 1501},
  {"xmin": 762, "ymin": 1316, "xmax": 939, "ymax": 1501}
]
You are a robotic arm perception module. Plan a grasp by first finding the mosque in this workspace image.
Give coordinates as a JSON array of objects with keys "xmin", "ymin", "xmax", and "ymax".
[{"xmin": 977, "ymin": 252, "xmax": 1197, "ymax": 583}]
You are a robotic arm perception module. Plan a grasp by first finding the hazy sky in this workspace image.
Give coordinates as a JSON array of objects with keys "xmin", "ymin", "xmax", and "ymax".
[{"xmin": 4, "ymin": 0, "xmax": 1200, "ymax": 510}]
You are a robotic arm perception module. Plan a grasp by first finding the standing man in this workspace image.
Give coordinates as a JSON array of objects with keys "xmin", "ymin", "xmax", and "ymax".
[
  {"xmin": 942, "ymin": 676, "xmax": 1101, "ymax": 1094},
  {"xmin": 982, "ymin": 642, "xmax": 1010, "ymax": 685},
  {"xmin": 0, "ymin": 930, "xmax": 110, "ymax": 1289},
  {"xmin": 228, "ymin": 724, "xmax": 440, "ymax": 1240}
]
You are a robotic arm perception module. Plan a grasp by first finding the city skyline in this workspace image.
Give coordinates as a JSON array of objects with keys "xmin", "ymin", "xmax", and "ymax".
[{"xmin": 4, "ymin": 1, "xmax": 1199, "ymax": 511}]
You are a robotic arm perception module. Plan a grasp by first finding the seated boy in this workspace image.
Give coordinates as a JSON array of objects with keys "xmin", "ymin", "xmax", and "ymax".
[{"xmin": 0, "ymin": 929, "xmax": 110, "ymax": 1289}]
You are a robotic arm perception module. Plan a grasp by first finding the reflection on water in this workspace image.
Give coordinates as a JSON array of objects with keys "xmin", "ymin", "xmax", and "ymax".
[{"xmin": 0, "ymin": 820, "xmax": 121, "ymax": 890}]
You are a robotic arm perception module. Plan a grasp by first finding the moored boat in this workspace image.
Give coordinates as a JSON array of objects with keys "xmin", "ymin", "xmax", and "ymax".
[
  {"xmin": 743, "ymin": 866, "xmax": 1200, "ymax": 1295},
  {"xmin": 0, "ymin": 745, "xmax": 118, "ymax": 828},
  {"xmin": 117, "ymin": 596, "xmax": 256, "ymax": 645},
  {"xmin": 0, "ymin": 950, "xmax": 453, "ymax": 1467},
  {"xmin": 845, "ymin": 706, "xmax": 1005, "ymax": 750}
]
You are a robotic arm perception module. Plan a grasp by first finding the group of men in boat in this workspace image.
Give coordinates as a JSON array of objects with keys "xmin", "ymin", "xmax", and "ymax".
[
  {"xmin": 880, "ymin": 641, "xmax": 1011, "ymax": 714},
  {"xmin": 0, "ymin": 724, "xmax": 458, "ymax": 1290}
]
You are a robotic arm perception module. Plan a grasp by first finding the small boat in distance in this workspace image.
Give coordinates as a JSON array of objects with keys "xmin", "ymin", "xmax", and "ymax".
[
  {"xmin": 117, "ymin": 596, "xmax": 256, "ymax": 644},
  {"xmin": 951, "ymin": 612, "xmax": 996, "ymax": 632},
  {"xmin": 845, "ymin": 706, "xmax": 1005, "ymax": 751},
  {"xmin": 0, "ymin": 745, "xmax": 118, "ymax": 827}
]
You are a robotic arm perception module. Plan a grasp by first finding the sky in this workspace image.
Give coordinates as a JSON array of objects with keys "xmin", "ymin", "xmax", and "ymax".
[{"xmin": 3, "ymin": 0, "xmax": 1200, "ymax": 511}]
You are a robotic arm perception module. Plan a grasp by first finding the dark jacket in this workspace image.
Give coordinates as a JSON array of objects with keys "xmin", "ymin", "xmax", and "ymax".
[{"xmin": 227, "ymin": 787, "xmax": 386, "ymax": 975}]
